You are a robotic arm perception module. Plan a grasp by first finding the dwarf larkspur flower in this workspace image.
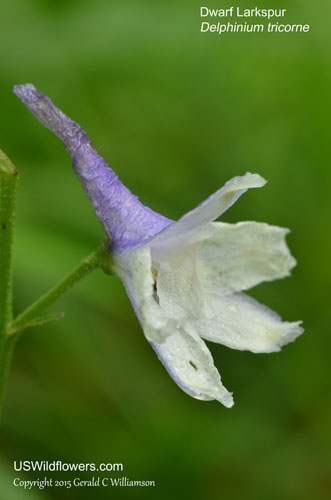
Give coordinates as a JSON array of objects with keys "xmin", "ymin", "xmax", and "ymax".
[{"xmin": 13, "ymin": 84, "xmax": 303, "ymax": 407}]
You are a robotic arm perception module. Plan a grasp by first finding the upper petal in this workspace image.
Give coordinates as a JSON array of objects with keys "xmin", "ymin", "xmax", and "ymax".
[
  {"xmin": 113, "ymin": 246, "xmax": 178, "ymax": 343},
  {"xmin": 155, "ymin": 245, "xmax": 205, "ymax": 321},
  {"xmin": 154, "ymin": 220, "xmax": 297, "ymax": 327},
  {"xmin": 200, "ymin": 221, "xmax": 297, "ymax": 295},
  {"xmin": 150, "ymin": 173, "xmax": 266, "ymax": 259}
]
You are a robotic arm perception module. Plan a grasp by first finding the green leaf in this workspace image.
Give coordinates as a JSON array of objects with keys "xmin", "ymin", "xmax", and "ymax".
[{"xmin": 9, "ymin": 312, "xmax": 65, "ymax": 335}]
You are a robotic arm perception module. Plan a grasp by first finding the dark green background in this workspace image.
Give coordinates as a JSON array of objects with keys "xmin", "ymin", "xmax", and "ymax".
[{"xmin": 0, "ymin": 0, "xmax": 330, "ymax": 499}]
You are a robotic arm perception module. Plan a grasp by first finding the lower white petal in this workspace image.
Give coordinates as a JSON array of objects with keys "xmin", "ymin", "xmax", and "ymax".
[
  {"xmin": 195, "ymin": 291, "xmax": 303, "ymax": 353},
  {"xmin": 150, "ymin": 325, "xmax": 234, "ymax": 407},
  {"xmin": 114, "ymin": 247, "xmax": 233, "ymax": 406}
]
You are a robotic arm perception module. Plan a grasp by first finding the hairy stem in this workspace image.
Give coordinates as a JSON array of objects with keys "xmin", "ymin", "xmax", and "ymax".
[
  {"xmin": 0, "ymin": 149, "xmax": 18, "ymax": 341},
  {"xmin": 0, "ymin": 335, "xmax": 17, "ymax": 419},
  {"xmin": 0, "ymin": 149, "xmax": 18, "ymax": 418}
]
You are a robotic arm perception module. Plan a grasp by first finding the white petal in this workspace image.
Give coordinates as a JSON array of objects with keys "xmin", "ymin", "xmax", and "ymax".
[
  {"xmin": 200, "ymin": 221, "xmax": 297, "ymax": 295},
  {"xmin": 113, "ymin": 247, "xmax": 234, "ymax": 407},
  {"xmin": 150, "ymin": 173, "xmax": 266, "ymax": 258},
  {"xmin": 155, "ymin": 220, "xmax": 297, "ymax": 325},
  {"xmin": 155, "ymin": 245, "xmax": 205, "ymax": 321},
  {"xmin": 151, "ymin": 325, "xmax": 234, "ymax": 407},
  {"xmin": 113, "ymin": 247, "xmax": 177, "ymax": 343},
  {"xmin": 113, "ymin": 246, "xmax": 152, "ymax": 317},
  {"xmin": 194, "ymin": 290, "xmax": 303, "ymax": 353}
]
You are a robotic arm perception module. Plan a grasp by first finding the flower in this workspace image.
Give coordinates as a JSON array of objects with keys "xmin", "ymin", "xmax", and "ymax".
[{"xmin": 13, "ymin": 84, "xmax": 303, "ymax": 407}]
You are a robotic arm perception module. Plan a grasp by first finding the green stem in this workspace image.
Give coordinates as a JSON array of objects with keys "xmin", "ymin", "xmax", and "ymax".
[
  {"xmin": 0, "ymin": 149, "xmax": 18, "ymax": 342},
  {"xmin": 0, "ymin": 148, "xmax": 18, "ymax": 418},
  {"xmin": 10, "ymin": 239, "xmax": 111, "ymax": 333},
  {"xmin": 0, "ymin": 335, "xmax": 17, "ymax": 419}
]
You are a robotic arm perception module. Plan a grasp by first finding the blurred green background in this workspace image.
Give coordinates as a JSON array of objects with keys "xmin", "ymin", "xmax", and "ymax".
[{"xmin": 0, "ymin": 0, "xmax": 330, "ymax": 499}]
